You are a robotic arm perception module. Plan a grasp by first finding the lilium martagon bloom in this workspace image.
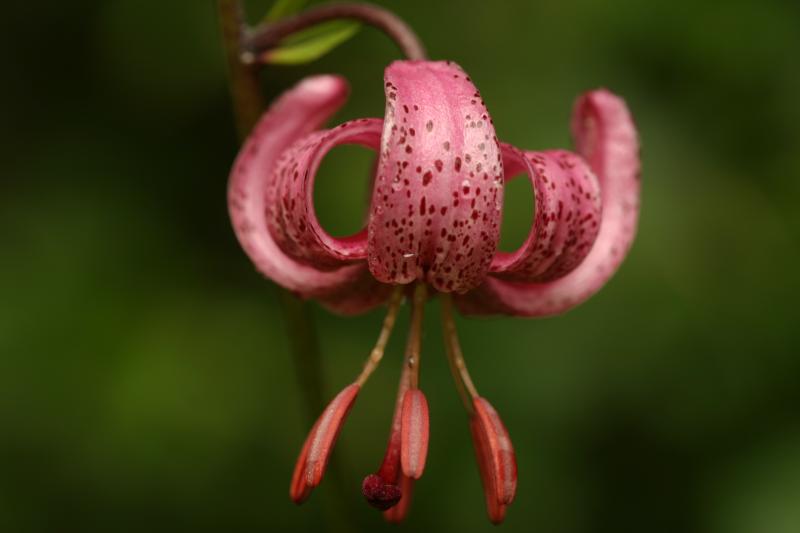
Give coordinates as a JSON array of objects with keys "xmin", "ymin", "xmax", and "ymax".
[{"xmin": 228, "ymin": 60, "xmax": 640, "ymax": 524}]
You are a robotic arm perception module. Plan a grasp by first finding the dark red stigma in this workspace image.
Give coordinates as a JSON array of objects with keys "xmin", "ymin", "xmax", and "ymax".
[{"xmin": 362, "ymin": 474, "xmax": 402, "ymax": 510}]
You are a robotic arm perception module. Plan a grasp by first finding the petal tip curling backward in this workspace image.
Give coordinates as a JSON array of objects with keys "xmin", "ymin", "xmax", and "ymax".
[
  {"xmin": 295, "ymin": 75, "xmax": 349, "ymax": 99},
  {"xmin": 229, "ymin": 73, "xmax": 391, "ymax": 314},
  {"xmin": 228, "ymin": 73, "xmax": 354, "ymax": 297},
  {"xmin": 457, "ymin": 89, "xmax": 640, "ymax": 317}
]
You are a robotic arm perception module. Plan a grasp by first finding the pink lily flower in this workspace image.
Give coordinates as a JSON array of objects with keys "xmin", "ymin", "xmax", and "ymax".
[{"xmin": 228, "ymin": 60, "xmax": 639, "ymax": 524}]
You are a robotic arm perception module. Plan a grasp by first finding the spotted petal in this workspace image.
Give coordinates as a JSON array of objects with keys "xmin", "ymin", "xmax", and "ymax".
[
  {"xmin": 367, "ymin": 61, "xmax": 504, "ymax": 293},
  {"xmin": 267, "ymin": 118, "xmax": 382, "ymax": 268},
  {"xmin": 490, "ymin": 144, "xmax": 601, "ymax": 282},
  {"xmin": 459, "ymin": 89, "xmax": 640, "ymax": 316},
  {"xmin": 228, "ymin": 75, "xmax": 388, "ymax": 313}
]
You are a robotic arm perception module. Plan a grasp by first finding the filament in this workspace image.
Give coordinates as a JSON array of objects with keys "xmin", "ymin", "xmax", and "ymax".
[
  {"xmin": 440, "ymin": 294, "xmax": 479, "ymax": 414},
  {"xmin": 356, "ymin": 286, "xmax": 405, "ymax": 387},
  {"xmin": 404, "ymin": 283, "xmax": 427, "ymax": 389}
]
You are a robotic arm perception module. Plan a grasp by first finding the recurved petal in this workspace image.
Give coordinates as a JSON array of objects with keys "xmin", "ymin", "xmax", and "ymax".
[
  {"xmin": 367, "ymin": 60, "xmax": 504, "ymax": 293},
  {"xmin": 458, "ymin": 89, "xmax": 640, "ymax": 316},
  {"xmin": 316, "ymin": 268, "xmax": 394, "ymax": 316},
  {"xmin": 267, "ymin": 118, "xmax": 382, "ymax": 269},
  {"xmin": 491, "ymin": 144, "xmax": 601, "ymax": 282},
  {"xmin": 228, "ymin": 75, "xmax": 371, "ymax": 300}
]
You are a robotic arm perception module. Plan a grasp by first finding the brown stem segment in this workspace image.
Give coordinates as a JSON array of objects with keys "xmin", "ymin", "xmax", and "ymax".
[
  {"xmin": 244, "ymin": 2, "xmax": 427, "ymax": 62},
  {"xmin": 217, "ymin": 0, "xmax": 265, "ymax": 137},
  {"xmin": 441, "ymin": 294, "xmax": 479, "ymax": 415}
]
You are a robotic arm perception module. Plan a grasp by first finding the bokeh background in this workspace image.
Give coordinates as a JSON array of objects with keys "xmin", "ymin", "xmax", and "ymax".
[{"xmin": 2, "ymin": 1, "xmax": 799, "ymax": 532}]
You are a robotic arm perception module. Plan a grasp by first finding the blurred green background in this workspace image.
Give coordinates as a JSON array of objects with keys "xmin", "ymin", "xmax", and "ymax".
[{"xmin": 2, "ymin": 1, "xmax": 799, "ymax": 532}]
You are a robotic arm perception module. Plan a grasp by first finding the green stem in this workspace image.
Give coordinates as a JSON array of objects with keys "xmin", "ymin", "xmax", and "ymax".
[
  {"xmin": 218, "ymin": 0, "xmax": 327, "ymax": 418},
  {"xmin": 217, "ymin": 4, "xmax": 356, "ymax": 531}
]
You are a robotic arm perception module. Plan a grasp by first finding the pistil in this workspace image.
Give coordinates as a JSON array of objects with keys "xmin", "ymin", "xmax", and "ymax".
[{"xmin": 363, "ymin": 283, "xmax": 430, "ymax": 521}]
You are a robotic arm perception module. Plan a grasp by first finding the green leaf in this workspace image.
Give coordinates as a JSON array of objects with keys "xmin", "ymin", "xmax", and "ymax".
[
  {"xmin": 264, "ymin": 0, "xmax": 309, "ymax": 22},
  {"xmin": 261, "ymin": 20, "xmax": 361, "ymax": 65}
]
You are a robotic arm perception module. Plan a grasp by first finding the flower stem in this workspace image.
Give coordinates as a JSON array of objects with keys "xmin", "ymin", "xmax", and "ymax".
[
  {"xmin": 244, "ymin": 2, "xmax": 427, "ymax": 62},
  {"xmin": 218, "ymin": 0, "xmax": 329, "ymax": 420},
  {"xmin": 217, "ymin": 0, "xmax": 264, "ymax": 137},
  {"xmin": 218, "ymin": 5, "xmax": 368, "ymax": 531}
]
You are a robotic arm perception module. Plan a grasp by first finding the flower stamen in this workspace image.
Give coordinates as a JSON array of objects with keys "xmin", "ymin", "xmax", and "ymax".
[
  {"xmin": 289, "ymin": 383, "xmax": 359, "ymax": 503},
  {"xmin": 290, "ymin": 286, "xmax": 405, "ymax": 504},
  {"xmin": 440, "ymin": 293, "xmax": 517, "ymax": 524}
]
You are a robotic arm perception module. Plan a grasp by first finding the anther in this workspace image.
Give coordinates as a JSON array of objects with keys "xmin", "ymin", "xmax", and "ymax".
[
  {"xmin": 471, "ymin": 397, "xmax": 517, "ymax": 507},
  {"xmin": 470, "ymin": 413, "xmax": 508, "ymax": 524},
  {"xmin": 440, "ymin": 294, "xmax": 517, "ymax": 524},
  {"xmin": 290, "ymin": 383, "xmax": 359, "ymax": 503},
  {"xmin": 400, "ymin": 389, "xmax": 429, "ymax": 479}
]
